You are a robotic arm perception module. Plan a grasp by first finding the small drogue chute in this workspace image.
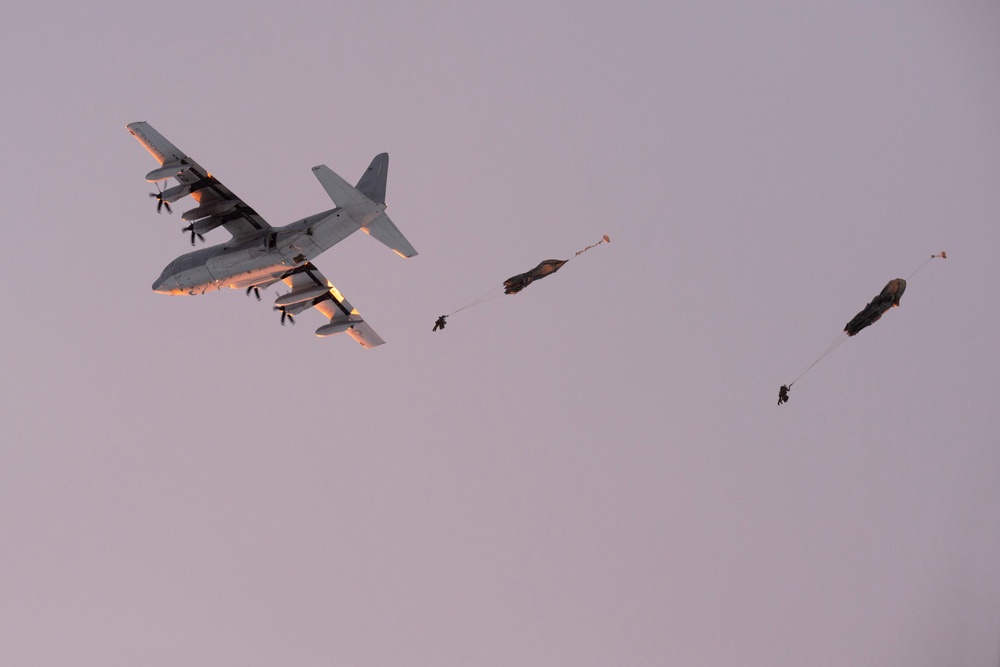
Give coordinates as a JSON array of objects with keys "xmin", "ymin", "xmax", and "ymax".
[
  {"xmin": 436, "ymin": 235, "xmax": 610, "ymax": 329},
  {"xmin": 778, "ymin": 252, "xmax": 945, "ymax": 405}
]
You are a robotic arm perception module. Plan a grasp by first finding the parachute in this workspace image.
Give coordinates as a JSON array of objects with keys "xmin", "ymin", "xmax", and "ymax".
[
  {"xmin": 843, "ymin": 278, "xmax": 906, "ymax": 336},
  {"xmin": 438, "ymin": 234, "xmax": 610, "ymax": 327},
  {"xmin": 501, "ymin": 235, "xmax": 612, "ymax": 295},
  {"xmin": 778, "ymin": 252, "xmax": 946, "ymax": 405},
  {"xmin": 503, "ymin": 259, "xmax": 567, "ymax": 295}
]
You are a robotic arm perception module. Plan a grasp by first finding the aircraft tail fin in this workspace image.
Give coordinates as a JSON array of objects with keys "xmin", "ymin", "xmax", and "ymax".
[
  {"xmin": 312, "ymin": 164, "xmax": 369, "ymax": 209},
  {"xmin": 312, "ymin": 157, "xmax": 417, "ymax": 258},
  {"xmin": 356, "ymin": 153, "xmax": 388, "ymax": 204}
]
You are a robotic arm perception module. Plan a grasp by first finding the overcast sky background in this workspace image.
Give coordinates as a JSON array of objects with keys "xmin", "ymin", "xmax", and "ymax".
[{"xmin": 2, "ymin": 1, "xmax": 999, "ymax": 665}]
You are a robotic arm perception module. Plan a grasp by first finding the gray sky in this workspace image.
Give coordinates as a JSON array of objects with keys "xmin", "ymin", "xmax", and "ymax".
[{"xmin": 2, "ymin": 1, "xmax": 999, "ymax": 665}]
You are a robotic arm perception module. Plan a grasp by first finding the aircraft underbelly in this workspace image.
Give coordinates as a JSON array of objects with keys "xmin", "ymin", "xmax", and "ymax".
[
  {"xmin": 226, "ymin": 267, "xmax": 284, "ymax": 289},
  {"xmin": 311, "ymin": 219, "xmax": 357, "ymax": 252},
  {"xmin": 279, "ymin": 235, "xmax": 325, "ymax": 264},
  {"xmin": 207, "ymin": 248, "xmax": 284, "ymax": 287}
]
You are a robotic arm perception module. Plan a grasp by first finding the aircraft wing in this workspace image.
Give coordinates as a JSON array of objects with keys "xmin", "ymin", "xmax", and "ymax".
[
  {"xmin": 127, "ymin": 122, "xmax": 271, "ymax": 243},
  {"xmin": 279, "ymin": 263, "xmax": 385, "ymax": 348}
]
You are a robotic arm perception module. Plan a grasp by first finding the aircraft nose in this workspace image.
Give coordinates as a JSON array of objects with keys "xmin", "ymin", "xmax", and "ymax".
[{"xmin": 152, "ymin": 275, "xmax": 179, "ymax": 294}]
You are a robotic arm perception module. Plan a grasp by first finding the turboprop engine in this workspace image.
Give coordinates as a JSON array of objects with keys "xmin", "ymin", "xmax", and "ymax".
[
  {"xmin": 182, "ymin": 200, "xmax": 237, "ymax": 221},
  {"xmin": 158, "ymin": 183, "xmax": 194, "ymax": 203},
  {"xmin": 273, "ymin": 286, "xmax": 331, "ymax": 308},
  {"xmin": 182, "ymin": 217, "xmax": 224, "ymax": 245},
  {"xmin": 145, "ymin": 161, "xmax": 187, "ymax": 182}
]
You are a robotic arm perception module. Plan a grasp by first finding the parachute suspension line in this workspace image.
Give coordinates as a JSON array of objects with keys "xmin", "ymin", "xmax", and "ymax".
[
  {"xmin": 907, "ymin": 251, "xmax": 946, "ymax": 280},
  {"xmin": 448, "ymin": 287, "xmax": 504, "ymax": 316},
  {"xmin": 788, "ymin": 332, "xmax": 850, "ymax": 388},
  {"xmin": 781, "ymin": 252, "xmax": 944, "ymax": 402}
]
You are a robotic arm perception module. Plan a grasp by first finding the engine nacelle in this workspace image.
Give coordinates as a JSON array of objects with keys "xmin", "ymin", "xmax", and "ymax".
[
  {"xmin": 190, "ymin": 217, "xmax": 224, "ymax": 235},
  {"xmin": 145, "ymin": 161, "xmax": 187, "ymax": 182},
  {"xmin": 160, "ymin": 184, "xmax": 194, "ymax": 203},
  {"xmin": 182, "ymin": 200, "xmax": 238, "ymax": 221},
  {"xmin": 274, "ymin": 285, "xmax": 331, "ymax": 308},
  {"xmin": 315, "ymin": 317, "xmax": 356, "ymax": 337}
]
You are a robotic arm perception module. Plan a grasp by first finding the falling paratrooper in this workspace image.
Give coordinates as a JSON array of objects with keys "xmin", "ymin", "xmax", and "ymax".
[
  {"xmin": 437, "ymin": 235, "xmax": 610, "ymax": 328},
  {"xmin": 778, "ymin": 252, "xmax": 946, "ymax": 405}
]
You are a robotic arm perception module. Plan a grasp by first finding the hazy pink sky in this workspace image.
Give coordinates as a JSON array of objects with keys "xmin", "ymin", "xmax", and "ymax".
[{"xmin": 2, "ymin": 2, "xmax": 999, "ymax": 665}]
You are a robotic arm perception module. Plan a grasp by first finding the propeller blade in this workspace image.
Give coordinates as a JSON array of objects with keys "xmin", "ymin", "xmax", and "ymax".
[
  {"xmin": 275, "ymin": 305, "xmax": 294, "ymax": 325},
  {"xmin": 182, "ymin": 224, "xmax": 205, "ymax": 245},
  {"xmin": 150, "ymin": 182, "xmax": 172, "ymax": 214}
]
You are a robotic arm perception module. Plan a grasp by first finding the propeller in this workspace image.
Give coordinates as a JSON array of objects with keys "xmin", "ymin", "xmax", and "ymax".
[
  {"xmin": 149, "ymin": 182, "xmax": 172, "ymax": 214},
  {"xmin": 274, "ymin": 305, "xmax": 295, "ymax": 326},
  {"xmin": 182, "ymin": 223, "xmax": 205, "ymax": 245},
  {"xmin": 246, "ymin": 286, "xmax": 261, "ymax": 301}
]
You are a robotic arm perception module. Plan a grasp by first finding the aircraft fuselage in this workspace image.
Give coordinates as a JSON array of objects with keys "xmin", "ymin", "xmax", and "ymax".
[{"xmin": 152, "ymin": 205, "xmax": 381, "ymax": 295}]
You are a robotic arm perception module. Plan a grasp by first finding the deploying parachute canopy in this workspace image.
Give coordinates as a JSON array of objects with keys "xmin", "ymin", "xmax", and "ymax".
[
  {"xmin": 503, "ymin": 235, "xmax": 609, "ymax": 295},
  {"xmin": 503, "ymin": 259, "xmax": 567, "ymax": 295},
  {"xmin": 438, "ymin": 234, "xmax": 610, "ymax": 327},
  {"xmin": 844, "ymin": 278, "xmax": 906, "ymax": 336},
  {"xmin": 778, "ymin": 252, "xmax": 946, "ymax": 405}
]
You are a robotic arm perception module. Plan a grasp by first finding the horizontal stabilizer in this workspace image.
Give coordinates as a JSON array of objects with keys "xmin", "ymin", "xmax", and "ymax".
[
  {"xmin": 363, "ymin": 213, "xmax": 418, "ymax": 258},
  {"xmin": 313, "ymin": 159, "xmax": 417, "ymax": 258},
  {"xmin": 312, "ymin": 165, "xmax": 369, "ymax": 209}
]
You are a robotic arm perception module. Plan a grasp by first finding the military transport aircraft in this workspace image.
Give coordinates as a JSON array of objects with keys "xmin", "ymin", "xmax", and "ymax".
[{"xmin": 127, "ymin": 122, "xmax": 416, "ymax": 348}]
